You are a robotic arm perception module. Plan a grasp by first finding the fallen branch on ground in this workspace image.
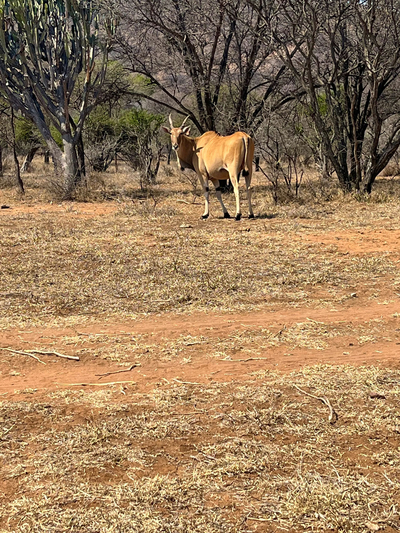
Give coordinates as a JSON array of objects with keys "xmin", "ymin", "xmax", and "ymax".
[
  {"xmin": 57, "ymin": 381, "xmax": 136, "ymax": 387},
  {"xmin": 28, "ymin": 350, "xmax": 79, "ymax": 361},
  {"xmin": 96, "ymin": 363, "xmax": 141, "ymax": 379},
  {"xmin": 222, "ymin": 357, "xmax": 269, "ymax": 362},
  {"xmin": 294, "ymin": 384, "xmax": 338, "ymax": 424},
  {"xmin": 1, "ymin": 347, "xmax": 46, "ymax": 365}
]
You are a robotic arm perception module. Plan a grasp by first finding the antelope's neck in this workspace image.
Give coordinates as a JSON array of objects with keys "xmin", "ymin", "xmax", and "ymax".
[{"xmin": 177, "ymin": 136, "xmax": 195, "ymax": 170}]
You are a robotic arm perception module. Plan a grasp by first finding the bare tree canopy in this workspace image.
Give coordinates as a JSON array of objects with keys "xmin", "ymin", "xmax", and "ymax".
[
  {"xmin": 253, "ymin": 0, "xmax": 400, "ymax": 192},
  {"xmin": 1, "ymin": 0, "xmax": 400, "ymax": 194},
  {"xmin": 113, "ymin": 0, "xmax": 291, "ymax": 135}
]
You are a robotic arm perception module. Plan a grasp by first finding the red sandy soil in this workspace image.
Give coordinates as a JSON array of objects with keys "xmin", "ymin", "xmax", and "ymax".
[
  {"xmin": 1, "ymin": 200, "xmax": 400, "ymax": 398},
  {"xmin": 1, "ymin": 299, "xmax": 399, "ymax": 398}
]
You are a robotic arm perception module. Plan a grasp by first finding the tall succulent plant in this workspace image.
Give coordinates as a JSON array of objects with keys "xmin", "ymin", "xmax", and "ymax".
[{"xmin": 0, "ymin": 0, "xmax": 112, "ymax": 197}]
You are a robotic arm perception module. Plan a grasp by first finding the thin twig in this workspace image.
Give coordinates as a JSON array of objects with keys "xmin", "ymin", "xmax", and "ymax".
[
  {"xmin": 57, "ymin": 381, "xmax": 136, "ymax": 387},
  {"xmin": 183, "ymin": 341, "xmax": 203, "ymax": 346},
  {"xmin": 221, "ymin": 357, "xmax": 269, "ymax": 362},
  {"xmin": 96, "ymin": 363, "xmax": 141, "ymax": 379},
  {"xmin": 170, "ymin": 411, "xmax": 204, "ymax": 416},
  {"xmin": 28, "ymin": 350, "xmax": 79, "ymax": 361},
  {"xmin": 294, "ymin": 384, "xmax": 338, "ymax": 424},
  {"xmin": 77, "ymin": 332, "xmax": 135, "ymax": 338},
  {"xmin": 0, "ymin": 423, "xmax": 15, "ymax": 440},
  {"xmin": 1, "ymin": 347, "xmax": 46, "ymax": 365}
]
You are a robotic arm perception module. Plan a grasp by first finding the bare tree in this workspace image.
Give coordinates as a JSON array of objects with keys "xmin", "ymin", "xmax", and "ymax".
[
  {"xmin": 113, "ymin": 0, "xmax": 289, "ymax": 134},
  {"xmin": 254, "ymin": 0, "xmax": 400, "ymax": 192}
]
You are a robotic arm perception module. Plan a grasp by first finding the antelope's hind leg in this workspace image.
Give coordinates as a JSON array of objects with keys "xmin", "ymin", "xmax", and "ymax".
[
  {"xmin": 213, "ymin": 180, "xmax": 230, "ymax": 218},
  {"xmin": 227, "ymin": 171, "xmax": 241, "ymax": 221},
  {"xmin": 244, "ymin": 173, "xmax": 254, "ymax": 218}
]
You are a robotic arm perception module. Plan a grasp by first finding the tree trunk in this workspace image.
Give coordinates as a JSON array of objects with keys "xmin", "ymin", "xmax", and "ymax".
[
  {"xmin": 361, "ymin": 142, "xmax": 400, "ymax": 193},
  {"xmin": 21, "ymin": 147, "xmax": 39, "ymax": 173},
  {"xmin": 42, "ymin": 131, "xmax": 82, "ymax": 199},
  {"xmin": 10, "ymin": 108, "xmax": 24, "ymax": 194},
  {"xmin": 62, "ymin": 135, "xmax": 81, "ymax": 199},
  {"xmin": 45, "ymin": 137, "xmax": 64, "ymax": 176},
  {"xmin": 0, "ymin": 145, "xmax": 3, "ymax": 177},
  {"xmin": 76, "ymin": 132, "xmax": 86, "ymax": 178}
]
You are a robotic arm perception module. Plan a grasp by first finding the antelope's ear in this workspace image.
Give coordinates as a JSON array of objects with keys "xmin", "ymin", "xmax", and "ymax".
[
  {"xmin": 162, "ymin": 126, "xmax": 171, "ymax": 134},
  {"xmin": 182, "ymin": 126, "xmax": 191, "ymax": 135}
]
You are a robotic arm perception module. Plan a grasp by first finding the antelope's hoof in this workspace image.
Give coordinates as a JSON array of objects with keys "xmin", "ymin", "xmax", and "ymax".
[
  {"xmin": 248, "ymin": 213, "xmax": 255, "ymax": 219},
  {"xmin": 224, "ymin": 212, "xmax": 231, "ymax": 219},
  {"xmin": 202, "ymin": 214, "xmax": 209, "ymax": 220},
  {"xmin": 235, "ymin": 213, "xmax": 242, "ymax": 221}
]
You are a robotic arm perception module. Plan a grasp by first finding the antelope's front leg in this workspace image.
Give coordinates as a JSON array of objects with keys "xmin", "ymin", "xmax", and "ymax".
[
  {"xmin": 214, "ymin": 181, "xmax": 230, "ymax": 218},
  {"xmin": 198, "ymin": 174, "xmax": 210, "ymax": 219}
]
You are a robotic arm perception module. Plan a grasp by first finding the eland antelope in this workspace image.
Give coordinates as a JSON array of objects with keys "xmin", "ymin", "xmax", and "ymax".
[{"xmin": 163, "ymin": 115, "xmax": 255, "ymax": 220}]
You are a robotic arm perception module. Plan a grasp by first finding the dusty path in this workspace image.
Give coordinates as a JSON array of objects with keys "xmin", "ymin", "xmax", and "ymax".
[{"xmin": 1, "ymin": 298, "xmax": 399, "ymax": 396}]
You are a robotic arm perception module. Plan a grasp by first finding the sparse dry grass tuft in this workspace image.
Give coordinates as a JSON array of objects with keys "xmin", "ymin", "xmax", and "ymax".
[
  {"xmin": 2, "ymin": 168, "xmax": 400, "ymax": 329},
  {"xmin": 2, "ymin": 168, "xmax": 400, "ymax": 532},
  {"xmin": 1, "ymin": 366, "xmax": 400, "ymax": 531}
]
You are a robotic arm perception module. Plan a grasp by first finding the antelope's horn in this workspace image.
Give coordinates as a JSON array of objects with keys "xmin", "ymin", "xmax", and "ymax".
[
  {"xmin": 169, "ymin": 113, "xmax": 174, "ymax": 129},
  {"xmin": 181, "ymin": 115, "xmax": 190, "ymax": 128}
]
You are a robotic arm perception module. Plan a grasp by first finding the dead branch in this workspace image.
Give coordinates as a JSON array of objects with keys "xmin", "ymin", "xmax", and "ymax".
[
  {"xmin": 96, "ymin": 363, "xmax": 141, "ymax": 379},
  {"xmin": 221, "ymin": 357, "xmax": 269, "ymax": 362},
  {"xmin": 28, "ymin": 350, "xmax": 79, "ymax": 361},
  {"xmin": 294, "ymin": 384, "xmax": 338, "ymax": 424},
  {"xmin": 1, "ymin": 347, "xmax": 46, "ymax": 365},
  {"xmin": 57, "ymin": 380, "xmax": 136, "ymax": 387}
]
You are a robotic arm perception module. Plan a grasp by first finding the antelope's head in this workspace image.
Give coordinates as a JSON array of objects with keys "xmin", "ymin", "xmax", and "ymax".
[{"xmin": 162, "ymin": 115, "xmax": 191, "ymax": 150}]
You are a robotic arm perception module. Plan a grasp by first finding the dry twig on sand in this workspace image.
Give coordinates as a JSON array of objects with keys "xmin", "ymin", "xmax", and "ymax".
[
  {"xmin": 1, "ymin": 347, "xmax": 79, "ymax": 362},
  {"xmin": 96, "ymin": 363, "xmax": 141, "ymax": 379},
  {"xmin": 29, "ymin": 350, "xmax": 79, "ymax": 361},
  {"xmin": 222, "ymin": 357, "xmax": 269, "ymax": 362},
  {"xmin": 294, "ymin": 384, "xmax": 338, "ymax": 424},
  {"xmin": 58, "ymin": 381, "xmax": 136, "ymax": 387},
  {"xmin": 1, "ymin": 347, "xmax": 46, "ymax": 365}
]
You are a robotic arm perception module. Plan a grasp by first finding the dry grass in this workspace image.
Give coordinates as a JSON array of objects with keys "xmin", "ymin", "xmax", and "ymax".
[
  {"xmin": 1, "ymin": 166, "xmax": 400, "ymax": 329},
  {"xmin": 1, "ymin": 366, "xmax": 400, "ymax": 532},
  {"xmin": 2, "ymin": 166, "xmax": 400, "ymax": 532}
]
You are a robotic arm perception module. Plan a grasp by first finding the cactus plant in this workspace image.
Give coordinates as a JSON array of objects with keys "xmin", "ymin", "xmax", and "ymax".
[{"xmin": 0, "ymin": 0, "xmax": 112, "ymax": 197}]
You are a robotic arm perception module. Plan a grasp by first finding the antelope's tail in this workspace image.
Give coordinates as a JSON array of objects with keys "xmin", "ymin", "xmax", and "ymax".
[{"xmin": 242, "ymin": 136, "xmax": 250, "ymax": 177}]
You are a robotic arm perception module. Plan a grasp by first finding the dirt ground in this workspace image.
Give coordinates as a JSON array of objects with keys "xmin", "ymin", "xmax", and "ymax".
[
  {"xmin": 1, "ymin": 173, "xmax": 400, "ymax": 532},
  {"xmin": 1, "ymin": 299, "xmax": 400, "ymax": 396}
]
